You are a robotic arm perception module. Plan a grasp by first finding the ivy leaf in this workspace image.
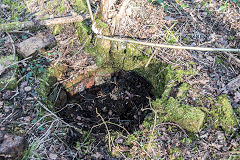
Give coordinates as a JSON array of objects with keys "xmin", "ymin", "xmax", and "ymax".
[
  {"xmin": 164, "ymin": 5, "xmax": 168, "ymax": 11},
  {"xmin": 217, "ymin": 5, "xmax": 226, "ymax": 12},
  {"xmin": 157, "ymin": 0, "xmax": 164, "ymax": 4}
]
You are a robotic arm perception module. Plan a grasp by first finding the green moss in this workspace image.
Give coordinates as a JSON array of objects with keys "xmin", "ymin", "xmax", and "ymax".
[
  {"xmin": 95, "ymin": 19, "xmax": 108, "ymax": 28},
  {"xmin": 210, "ymin": 95, "xmax": 237, "ymax": 133},
  {"xmin": 52, "ymin": 25, "xmax": 63, "ymax": 36},
  {"xmin": 152, "ymin": 97, "xmax": 205, "ymax": 133},
  {"xmin": 33, "ymin": 67, "xmax": 57, "ymax": 111},
  {"xmin": 56, "ymin": 0, "xmax": 66, "ymax": 14},
  {"xmin": 72, "ymin": 0, "xmax": 88, "ymax": 13},
  {"xmin": 125, "ymin": 134, "xmax": 137, "ymax": 146},
  {"xmin": 0, "ymin": 55, "xmax": 18, "ymax": 90},
  {"xmin": 216, "ymin": 55, "xmax": 223, "ymax": 64},
  {"xmin": 109, "ymin": 42, "xmax": 148, "ymax": 71},
  {"xmin": 126, "ymin": 43, "xmax": 143, "ymax": 56},
  {"xmin": 75, "ymin": 21, "xmax": 92, "ymax": 46},
  {"xmin": 175, "ymin": 67, "xmax": 197, "ymax": 82},
  {"xmin": 94, "ymin": 38, "xmax": 112, "ymax": 68},
  {"xmin": 45, "ymin": 0, "xmax": 66, "ymax": 16},
  {"xmin": 0, "ymin": 21, "xmax": 31, "ymax": 32},
  {"xmin": 169, "ymin": 147, "xmax": 183, "ymax": 159},
  {"xmin": 2, "ymin": 0, "xmax": 27, "ymax": 22},
  {"xmin": 147, "ymin": 68, "xmax": 205, "ymax": 133},
  {"xmin": 177, "ymin": 83, "xmax": 190, "ymax": 97},
  {"xmin": 35, "ymin": 67, "xmax": 57, "ymax": 98},
  {"xmin": 182, "ymin": 36, "xmax": 191, "ymax": 44},
  {"xmin": 135, "ymin": 63, "xmax": 169, "ymax": 97}
]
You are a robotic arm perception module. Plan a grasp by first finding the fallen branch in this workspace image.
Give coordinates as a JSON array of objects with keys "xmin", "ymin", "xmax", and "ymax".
[
  {"xmin": 0, "ymin": 15, "xmax": 86, "ymax": 32},
  {"xmin": 96, "ymin": 35, "xmax": 240, "ymax": 53},
  {"xmin": 84, "ymin": 1, "xmax": 240, "ymax": 64}
]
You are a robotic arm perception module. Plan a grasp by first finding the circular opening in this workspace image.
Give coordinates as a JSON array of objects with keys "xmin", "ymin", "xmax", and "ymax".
[{"xmin": 55, "ymin": 70, "xmax": 155, "ymax": 134}]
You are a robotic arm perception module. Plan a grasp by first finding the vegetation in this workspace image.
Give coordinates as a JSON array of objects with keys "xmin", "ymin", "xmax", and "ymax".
[{"xmin": 0, "ymin": 0, "xmax": 239, "ymax": 159}]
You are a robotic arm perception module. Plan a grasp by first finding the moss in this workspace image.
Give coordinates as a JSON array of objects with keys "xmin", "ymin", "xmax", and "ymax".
[
  {"xmin": 72, "ymin": 0, "xmax": 88, "ymax": 13},
  {"xmin": 56, "ymin": 0, "xmax": 66, "ymax": 14},
  {"xmin": 216, "ymin": 55, "xmax": 223, "ymax": 64},
  {"xmin": 109, "ymin": 42, "xmax": 148, "ymax": 71},
  {"xmin": 52, "ymin": 25, "xmax": 63, "ymax": 36},
  {"xmin": 45, "ymin": 0, "xmax": 67, "ymax": 16},
  {"xmin": 0, "ymin": 55, "xmax": 18, "ymax": 90},
  {"xmin": 0, "ymin": 21, "xmax": 34, "ymax": 32},
  {"xmin": 135, "ymin": 63, "xmax": 169, "ymax": 97},
  {"xmin": 169, "ymin": 147, "xmax": 183, "ymax": 159},
  {"xmin": 94, "ymin": 38, "xmax": 112, "ymax": 68},
  {"xmin": 2, "ymin": 0, "xmax": 27, "ymax": 22},
  {"xmin": 147, "ymin": 67, "xmax": 205, "ymax": 133},
  {"xmin": 75, "ymin": 21, "xmax": 92, "ymax": 45},
  {"xmin": 35, "ymin": 67, "xmax": 57, "ymax": 98},
  {"xmin": 177, "ymin": 83, "xmax": 190, "ymax": 97},
  {"xmin": 125, "ymin": 134, "xmax": 137, "ymax": 146},
  {"xmin": 95, "ymin": 19, "xmax": 108, "ymax": 28},
  {"xmin": 126, "ymin": 43, "xmax": 144, "ymax": 56},
  {"xmin": 152, "ymin": 97, "xmax": 205, "ymax": 133},
  {"xmin": 175, "ymin": 67, "xmax": 197, "ymax": 82},
  {"xmin": 34, "ymin": 67, "xmax": 57, "ymax": 110},
  {"xmin": 210, "ymin": 95, "xmax": 237, "ymax": 133}
]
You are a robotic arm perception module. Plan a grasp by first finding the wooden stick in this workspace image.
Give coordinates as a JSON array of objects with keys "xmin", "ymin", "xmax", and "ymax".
[
  {"xmin": 86, "ymin": 0, "xmax": 94, "ymax": 22},
  {"xmin": 0, "ymin": 15, "xmax": 85, "ymax": 32},
  {"xmin": 96, "ymin": 35, "xmax": 240, "ymax": 53}
]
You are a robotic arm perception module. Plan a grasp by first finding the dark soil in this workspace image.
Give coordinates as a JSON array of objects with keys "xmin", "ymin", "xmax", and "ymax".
[{"xmin": 56, "ymin": 70, "xmax": 155, "ymax": 135}]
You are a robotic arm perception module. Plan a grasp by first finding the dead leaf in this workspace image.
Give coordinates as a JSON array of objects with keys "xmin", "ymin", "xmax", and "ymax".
[
  {"xmin": 0, "ymin": 64, "xmax": 5, "ymax": 75},
  {"xmin": 49, "ymin": 153, "xmax": 58, "ymax": 160}
]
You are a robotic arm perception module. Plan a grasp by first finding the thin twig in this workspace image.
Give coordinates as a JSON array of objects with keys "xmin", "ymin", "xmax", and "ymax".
[
  {"xmin": 156, "ymin": 122, "xmax": 188, "ymax": 137},
  {"xmin": 6, "ymin": 32, "xmax": 16, "ymax": 60},
  {"xmin": 106, "ymin": 121, "xmax": 130, "ymax": 135},
  {"xmin": 37, "ymin": 100, "xmax": 82, "ymax": 133},
  {"xmin": 96, "ymin": 108, "xmax": 112, "ymax": 151},
  {"xmin": 223, "ymin": 52, "xmax": 240, "ymax": 64},
  {"xmin": 145, "ymin": 48, "xmax": 156, "ymax": 68},
  {"xmin": 86, "ymin": 0, "xmax": 94, "ymax": 22},
  {"xmin": 96, "ymin": 35, "xmax": 240, "ymax": 53},
  {"xmin": 0, "ymin": 56, "xmax": 32, "ymax": 76},
  {"xmin": 218, "ymin": 151, "xmax": 240, "ymax": 155},
  {"xmin": 0, "ymin": 8, "xmax": 8, "ymax": 18},
  {"xmin": 0, "ymin": 112, "xmax": 15, "ymax": 125},
  {"xmin": 0, "ymin": 69, "xmax": 16, "ymax": 91}
]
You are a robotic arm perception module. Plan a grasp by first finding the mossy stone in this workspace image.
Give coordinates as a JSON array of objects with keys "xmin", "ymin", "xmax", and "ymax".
[
  {"xmin": 35, "ymin": 67, "xmax": 57, "ymax": 98},
  {"xmin": 152, "ymin": 97, "xmax": 205, "ymax": 133},
  {"xmin": 211, "ymin": 94, "xmax": 238, "ymax": 133}
]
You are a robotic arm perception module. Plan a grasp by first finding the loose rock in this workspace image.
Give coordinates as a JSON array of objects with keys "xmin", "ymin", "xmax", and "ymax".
[
  {"xmin": 16, "ymin": 32, "xmax": 55, "ymax": 57},
  {"xmin": 0, "ymin": 131, "xmax": 27, "ymax": 159},
  {"xmin": 24, "ymin": 86, "xmax": 32, "ymax": 92}
]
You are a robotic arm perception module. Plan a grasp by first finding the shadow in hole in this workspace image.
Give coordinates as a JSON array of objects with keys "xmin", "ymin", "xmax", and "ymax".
[{"xmin": 55, "ymin": 70, "xmax": 155, "ymax": 135}]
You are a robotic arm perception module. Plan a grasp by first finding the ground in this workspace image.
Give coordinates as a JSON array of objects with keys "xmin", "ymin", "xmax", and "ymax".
[{"xmin": 0, "ymin": 0, "xmax": 240, "ymax": 159}]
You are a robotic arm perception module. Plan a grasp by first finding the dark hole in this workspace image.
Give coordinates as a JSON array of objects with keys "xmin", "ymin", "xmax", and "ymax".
[{"xmin": 56, "ymin": 70, "xmax": 155, "ymax": 134}]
